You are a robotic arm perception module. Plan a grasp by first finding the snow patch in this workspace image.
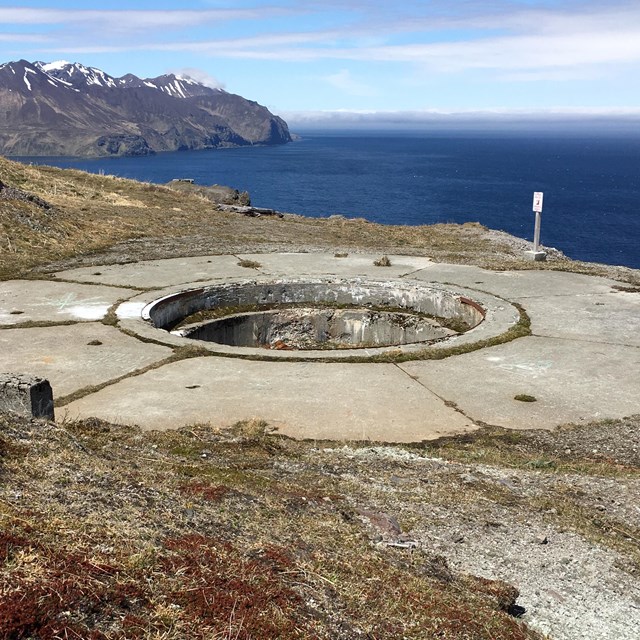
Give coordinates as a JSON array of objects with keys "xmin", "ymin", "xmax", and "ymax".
[
  {"xmin": 173, "ymin": 80, "xmax": 186, "ymax": 98},
  {"xmin": 23, "ymin": 73, "xmax": 31, "ymax": 91},
  {"xmin": 42, "ymin": 60, "xmax": 70, "ymax": 72}
]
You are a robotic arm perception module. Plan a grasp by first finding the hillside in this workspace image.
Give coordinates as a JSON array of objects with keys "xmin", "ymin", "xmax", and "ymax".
[
  {"xmin": 0, "ymin": 60, "xmax": 291, "ymax": 157},
  {"xmin": 1, "ymin": 155, "xmax": 638, "ymax": 285},
  {"xmin": 0, "ymin": 158, "xmax": 639, "ymax": 639}
]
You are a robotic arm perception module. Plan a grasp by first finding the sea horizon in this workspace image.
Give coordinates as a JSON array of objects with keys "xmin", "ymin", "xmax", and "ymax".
[{"xmin": 14, "ymin": 127, "xmax": 640, "ymax": 270}]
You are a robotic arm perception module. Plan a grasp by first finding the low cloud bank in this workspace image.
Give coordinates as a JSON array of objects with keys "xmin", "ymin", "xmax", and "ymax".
[{"xmin": 282, "ymin": 109, "xmax": 640, "ymax": 134}]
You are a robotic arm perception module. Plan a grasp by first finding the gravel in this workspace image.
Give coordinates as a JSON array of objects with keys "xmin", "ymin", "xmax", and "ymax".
[{"xmin": 326, "ymin": 418, "xmax": 640, "ymax": 640}]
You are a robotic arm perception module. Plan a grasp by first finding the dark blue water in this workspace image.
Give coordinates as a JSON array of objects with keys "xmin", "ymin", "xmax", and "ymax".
[{"xmin": 17, "ymin": 130, "xmax": 640, "ymax": 269}]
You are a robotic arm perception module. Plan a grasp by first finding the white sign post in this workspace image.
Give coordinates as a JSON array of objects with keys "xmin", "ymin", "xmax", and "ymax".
[
  {"xmin": 526, "ymin": 191, "xmax": 547, "ymax": 261},
  {"xmin": 532, "ymin": 191, "xmax": 543, "ymax": 251}
]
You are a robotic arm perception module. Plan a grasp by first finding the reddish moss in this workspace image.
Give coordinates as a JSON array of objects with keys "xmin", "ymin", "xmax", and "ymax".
[
  {"xmin": 162, "ymin": 535, "xmax": 318, "ymax": 639},
  {"xmin": 0, "ymin": 536, "xmax": 150, "ymax": 640},
  {"xmin": 178, "ymin": 481, "xmax": 232, "ymax": 502}
]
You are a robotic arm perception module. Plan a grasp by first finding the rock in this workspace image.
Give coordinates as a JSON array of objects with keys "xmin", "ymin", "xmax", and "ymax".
[{"xmin": 356, "ymin": 509, "xmax": 403, "ymax": 538}]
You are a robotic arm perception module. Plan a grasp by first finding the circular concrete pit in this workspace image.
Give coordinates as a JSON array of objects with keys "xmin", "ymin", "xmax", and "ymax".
[
  {"xmin": 130, "ymin": 277, "xmax": 519, "ymax": 360},
  {"xmin": 175, "ymin": 307, "xmax": 458, "ymax": 350}
]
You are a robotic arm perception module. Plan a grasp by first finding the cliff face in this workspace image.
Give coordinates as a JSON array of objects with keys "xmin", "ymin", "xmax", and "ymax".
[{"xmin": 0, "ymin": 60, "xmax": 291, "ymax": 157}]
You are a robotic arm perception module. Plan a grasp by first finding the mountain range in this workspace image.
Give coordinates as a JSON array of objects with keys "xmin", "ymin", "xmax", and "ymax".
[{"xmin": 0, "ymin": 60, "xmax": 291, "ymax": 157}]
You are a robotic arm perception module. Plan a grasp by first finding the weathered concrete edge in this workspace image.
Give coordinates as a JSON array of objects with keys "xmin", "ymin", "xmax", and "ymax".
[
  {"xmin": 115, "ymin": 277, "xmax": 525, "ymax": 363},
  {"xmin": 0, "ymin": 372, "xmax": 55, "ymax": 420}
]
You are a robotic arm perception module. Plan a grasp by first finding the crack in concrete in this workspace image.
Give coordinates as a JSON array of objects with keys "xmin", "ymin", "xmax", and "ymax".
[
  {"xmin": 529, "ymin": 333, "xmax": 640, "ymax": 350},
  {"xmin": 392, "ymin": 362, "xmax": 481, "ymax": 427},
  {"xmin": 398, "ymin": 265, "xmax": 432, "ymax": 278}
]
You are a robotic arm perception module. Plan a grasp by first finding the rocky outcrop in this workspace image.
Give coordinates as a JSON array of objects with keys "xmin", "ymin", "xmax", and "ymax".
[{"xmin": 165, "ymin": 180, "xmax": 251, "ymax": 206}]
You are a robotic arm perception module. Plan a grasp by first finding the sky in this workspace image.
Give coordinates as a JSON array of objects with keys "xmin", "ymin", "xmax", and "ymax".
[{"xmin": 1, "ymin": 0, "xmax": 640, "ymax": 128}]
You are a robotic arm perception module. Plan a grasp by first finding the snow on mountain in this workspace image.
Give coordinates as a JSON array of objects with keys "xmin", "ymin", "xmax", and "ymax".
[
  {"xmin": 8, "ymin": 60, "xmax": 223, "ymax": 99},
  {"xmin": 0, "ymin": 59, "xmax": 291, "ymax": 157},
  {"xmin": 35, "ymin": 61, "xmax": 119, "ymax": 89},
  {"xmin": 40, "ymin": 60, "xmax": 71, "ymax": 73}
]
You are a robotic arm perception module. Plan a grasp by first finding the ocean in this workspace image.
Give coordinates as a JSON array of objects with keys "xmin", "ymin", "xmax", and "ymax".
[{"xmin": 17, "ymin": 130, "xmax": 640, "ymax": 269}]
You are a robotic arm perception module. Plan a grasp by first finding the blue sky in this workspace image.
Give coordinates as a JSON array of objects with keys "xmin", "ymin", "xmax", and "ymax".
[{"xmin": 1, "ymin": 1, "xmax": 640, "ymax": 126}]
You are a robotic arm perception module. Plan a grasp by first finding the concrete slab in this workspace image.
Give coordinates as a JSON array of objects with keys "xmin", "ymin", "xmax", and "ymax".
[
  {"xmin": 53, "ymin": 255, "xmax": 255, "ymax": 289},
  {"xmin": 0, "ymin": 323, "xmax": 172, "ymax": 397},
  {"xmin": 1, "ymin": 253, "xmax": 637, "ymax": 440},
  {"xmin": 237, "ymin": 252, "xmax": 433, "ymax": 278},
  {"xmin": 0, "ymin": 280, "xmax": 137, "ymax": 325},
  {"xmin": 413, "ymin": 266, "xmax": 621, "ymax": 299},
  {"xmin": 520, "ymin": 292, "xmax": 640, "ymax": 346},
  {"xmin": 63, "ymin": 358, "xmax": 476, "ymax": 442},
  {"xmin": 400, "ymin": 336, "xmax": 640, "ymax": 430}
]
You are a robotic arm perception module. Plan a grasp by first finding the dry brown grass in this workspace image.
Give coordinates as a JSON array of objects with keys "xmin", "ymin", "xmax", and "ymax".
[
  {"xmin": 2, "ymin": 409, "xmax": 638, "ymax": 638},
  {"xmin": 0, "ymin": 413, "xmax": 548, "ymax": 640},
  {"xmin": 3, "ymin": 155, "xmax": 637, "ymax": 285}
]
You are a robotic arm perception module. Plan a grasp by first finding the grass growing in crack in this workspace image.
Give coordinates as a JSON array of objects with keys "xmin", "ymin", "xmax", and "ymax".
[
  {"xmin": 237, "ymin": 259, "xmax": 262, "ymax": 269},
  {"xmin": 55, "ymin": 344, "xmax": 211, "ymax": 406},
  {"xmin": 514, "ymin": 394, "xmax": 537, "ymax": 402},
  {"xmin": 374, "ymin": 254, "xmax": 392, "ymax": 267}
]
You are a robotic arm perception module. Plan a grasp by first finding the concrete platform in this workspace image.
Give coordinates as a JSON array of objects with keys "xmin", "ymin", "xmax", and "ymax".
[
  {"xmin": 0, "ymin": 252, "xmax": 638, "ymax": 441},
  {"xmin": 0, "ymin": 324, "xmax": 172, "ymax": 397},
  {"xmin": 400, "ymin": 337, "xmax": 640, "ymax": 430},
  {"xmin": 53, "ymin": 253, "xmax": 433, "ymax": 289},
  {"xmin": 0, "ymin": 280, "xmax": 136, "ymax": 324},
  {"xmin": 63, "ymin": 359, "xmax": 476, "ymax": 442}
]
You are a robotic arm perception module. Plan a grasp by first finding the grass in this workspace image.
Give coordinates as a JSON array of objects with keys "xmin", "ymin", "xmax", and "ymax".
[
  {"xmin": 237, "ymin": 258, "xmax": 262, "ymax": 269},
  {"xmin": 514, "ymin": 394, "xmax": 537, "ymax": 402},
  {"xmin": 0, "ymin": 413, "xmax": 553, "ymax": 639},
  {"xmin": 2, "ymin": 155, "xmax": 638, "ymax": 285},
  {"xmin": 415, "ymin": 422, "xmax": 640, "ymax": 478},
  {"xmin": 2, "ymin": 412, "xmax": 638, "ymax": 637},
  {"xmin": 374, "ymin": 254, "xmax": 392, "ymax": 267}
]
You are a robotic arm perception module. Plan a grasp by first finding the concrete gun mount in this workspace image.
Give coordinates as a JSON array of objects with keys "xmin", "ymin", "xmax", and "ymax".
[
  {"xmin": 121, "ymin": 277, "xmax": 520, "ymax": 360},
  {"xmin": 1, "ymin": 252, "xmax": 638, "ymax": 441}
]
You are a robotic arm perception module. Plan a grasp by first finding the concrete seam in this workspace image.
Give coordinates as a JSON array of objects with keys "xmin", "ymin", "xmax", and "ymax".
[
  {"xmin": 46, "ymin": 277, "xmax": 148, "ymax": 291},
  {"xmin": 399, "ymin": 266, "xmax": 432, "ymax": 279},
  {"xmin": 512, "ymin": 292, "xmax": 624, "ymax": 300},
  {"xmin": 529, "ymin": 333, "xmax": 640, "ymax": 350},
  {"xmin": 392, "ymin": 362, "xmax": 480, "ymax": 426}
]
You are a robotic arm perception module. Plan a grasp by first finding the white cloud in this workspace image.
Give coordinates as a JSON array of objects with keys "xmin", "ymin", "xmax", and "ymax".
[
  {"xmin": 0, "ymin": 8, "xmax": 272, "ymax": 28},
  {"xmin": 56, "ymin": 4, "xmax": 638, "ymax": 78},
  {"xmin": 323, "ymin": 69, "xmax": 376, "ymax": 96},
  {"xmin": 169, "ymin": 67, "xmax": 225, "ymax": 89},
  {"xmin": 7, "ymin": 2, "xmax": 640, "ymax": 90},
  {"xmin": 0, "ymin": 32, "xmax": 48, "ymax": 43},
  {"xmin": 282, "ymin": 106, "xmax": 640, "ymax": 130}
]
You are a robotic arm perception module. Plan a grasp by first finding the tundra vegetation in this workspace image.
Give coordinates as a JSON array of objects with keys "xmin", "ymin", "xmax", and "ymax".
[{"xmin": 0, "ymin": 156, "xmax": 639, "ymax": 638}]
